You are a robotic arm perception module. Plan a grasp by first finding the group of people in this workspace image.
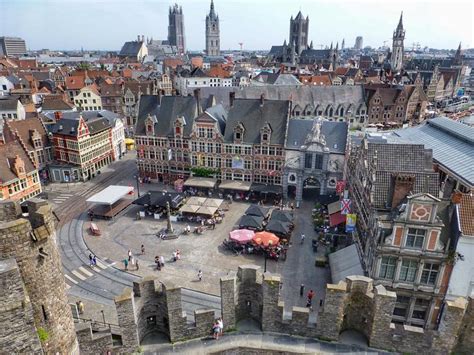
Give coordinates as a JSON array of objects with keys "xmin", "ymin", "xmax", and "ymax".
[
  {"xmin": 212, "ymin": 317, "xmax": 224, "ymax": 340},
  {"xmin": 88, "ymin": 253, "xmax": 97, "ymax": 267},
  {"xmin": 154, "ymin": 255, "xmax": 165, "ymax": 270},
  {"xmin": 124, "ymin": 249, "xmax": 139, "ymax": 270}
]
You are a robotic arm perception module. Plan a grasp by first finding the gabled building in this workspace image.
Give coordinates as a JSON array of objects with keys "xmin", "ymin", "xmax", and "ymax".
[
  {"xmin": 0, "ymin": 141, "xmax": 41, "ymax": 202},
  {"xmin": 283, "ymin": 119, "xmax": 348, "ymax": 204},
  {"xmin": 47, "ymin": 113, "xmax": 113, "ymax": 182},
  {"xmin": 0, "ymin": 96, "xmax": 26, "ymax": 138},
  {"xmin": 73, "ymin": 85, "xmax": 102, "ymax": 112},
  {"xmin": 3, "ymin": 117, "xmax": 53, "ymax": 172},
  {"xmin": 99, "ymin": 83, "xmax": 123, "ymax": 114},
  {"xmin": 64, "ymin": 76, "xmax": 85, "ymax": 102},
  {"xmin": 119, "ymin": 36, "xmax": 148, "ymax": 62},
  {"xmin": 347, "ymin": 138, "xmax": 451, "ymax": 329}
]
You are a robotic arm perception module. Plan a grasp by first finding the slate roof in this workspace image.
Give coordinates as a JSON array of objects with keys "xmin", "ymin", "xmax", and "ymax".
[
  {"xmin": 135, "ymin": 95, "xmax": 198, "ymax": 137},
  {"xmin": 300, "ymin": 49, "xmax": 331, "ymax": 60},
  {"xmin": 223, "ymin": 98, "xmax": 290, "ymax": 145},
  {"xmin": 253, "ymin": 72, "xmax": 301, "ymax": 85},
  {"xmin": 0, "ymin": 97, "xmax": 18, "ymax": 111},
  {"xmin": 205, "ymin": 104, "xmax": 227, "ymax": 134},
  {"xmin": 285, "ymin": 119, "xmax": 348, "ymax": 154},
  {"xmin": 48, "ymin": 114, "xmax": 110, "ymax": 136},
  {"xmin": 392, "ymin": 117, "xmax": 474, "ymax": 187},
  {"xmin": 366, "ymin": 142, "xmax": 439, "ymax": 209},
  {"xmin": 119, "ymin": 41, "xmax": 144, "ymax": 57},
  {"xmin": 199, "ymin": 86, "xmax": 366, "ymax": 111},
  {"xmin": 458, "ymin": 193, "xmax": 474, "ymax": 236},
  {"xmin": 0, "ymin": 141, "xmax": 36, "ymax": 184}
]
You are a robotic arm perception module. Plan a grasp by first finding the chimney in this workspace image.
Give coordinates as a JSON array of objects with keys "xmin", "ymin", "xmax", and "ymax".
[
  {"xmin": 137, "ymin": 35, "xmax": 140, "ymax": 42},
  {"xmin": 260, "ymin": 93, "xmax": 265, "ymax": 107},
  {"xmin": 390, "ymin": 174, "xmax": 415, "ymax": 208},
  {"xmin": 229, "ymin": 91, "xmax": 235, "ymax": 107},
  {"xmin": 54, "ymin": 111, "xmax": 63, "ymax": 121},
  {"xmin": 194, "ymin": 88, "xmax": 202, "ymax": 115}
]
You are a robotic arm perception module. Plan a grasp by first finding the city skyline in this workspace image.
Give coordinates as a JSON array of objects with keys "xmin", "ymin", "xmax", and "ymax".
[{"xmin": 0, "ymin": 0, "xmax": 472, "ymax": 52}]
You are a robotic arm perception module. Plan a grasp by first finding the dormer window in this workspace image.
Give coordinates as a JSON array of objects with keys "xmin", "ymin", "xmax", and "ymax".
[
  {"xmin": 262, "ymin": 133, "xmax": 268, "ymax": 142},
  {"xmin": 235, "ymin": 132, "xmax": 241, "ymax": 140},
  {"xmin": 233, "ymin": 122, "xmax": 245, "ymax": 143},
  {"xmin": 175, "ymin": 126, "xmax": 181, "ymax": 135}
]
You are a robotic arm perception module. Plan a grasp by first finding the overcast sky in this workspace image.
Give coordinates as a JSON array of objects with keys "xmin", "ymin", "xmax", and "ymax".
[{"xmin": 1, "ymin": 0, "xmax": 472, "ymax": 51}]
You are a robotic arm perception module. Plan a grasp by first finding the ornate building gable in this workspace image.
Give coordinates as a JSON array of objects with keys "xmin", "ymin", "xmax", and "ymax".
[
  {"xmin": 174, "ymin": 116, "xmax": 186, "ymax": 137},
  {"xmin": 406, "ymin": 193, "xmax": 441, "ymax": 224},
  {"xmin": 144, "ymin": 114, "xmax": 157, "ymax": 136},
  {"xmin": 260, "ymin": 122, "xmax": 272, "ymax": 144},
  {"xmin": 233, "ymin": 122, "xmax": 245, "ymax": 144},
  {"xmin": 77, "ymin": 116, "xmax": 90, "ymax": 139}
]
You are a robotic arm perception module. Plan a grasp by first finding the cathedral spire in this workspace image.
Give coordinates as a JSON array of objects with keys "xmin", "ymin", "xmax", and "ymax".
[
  {"xmin": 310, "ymin": 40, "xmax": 313, "ymax": 49},
  {"xmin": 397, "ymin": 11, "xmax": 403, "ymax": 30}
]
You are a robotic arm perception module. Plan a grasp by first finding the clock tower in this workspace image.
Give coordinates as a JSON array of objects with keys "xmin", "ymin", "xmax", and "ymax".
[{"xmin": 391, "ymin": 12, "xmax": 405, "ymax": 72}]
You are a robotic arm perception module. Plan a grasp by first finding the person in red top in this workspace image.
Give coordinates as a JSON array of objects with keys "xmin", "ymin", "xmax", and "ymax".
[{"xmin": 307, "ymin": 290, "xmax": 315, "ymax": 300}]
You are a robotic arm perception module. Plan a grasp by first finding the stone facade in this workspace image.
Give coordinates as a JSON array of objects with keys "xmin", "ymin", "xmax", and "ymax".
[
  {"xmin": 0, "ymin": 258, "xmax": 42, "ymax": 354},
  {"xmin": 0, "ymin": 199, "xmax": 79, "ymax": 354}
]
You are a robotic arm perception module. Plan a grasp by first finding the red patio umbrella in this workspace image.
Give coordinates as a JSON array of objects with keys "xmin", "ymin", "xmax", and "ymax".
[
  {"xmin": 253, "ymin": 231, "xmax": 279, "ymax": 247},
  {"xmin": 229, "ymin": 229, "xmax": 255, "ymax": 244}
]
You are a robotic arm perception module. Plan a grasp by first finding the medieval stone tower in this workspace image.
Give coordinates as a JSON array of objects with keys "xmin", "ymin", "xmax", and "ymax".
[
  {"xmin": 391, "ymin": 12, "xmax": 405, "ymax": 72},
  {"xmin": 205, "ymin": 0, "xmax": 220, "ymax": 56},
  {"xmin": 289, "ymin": 11, "xmax": 309, "ymax": 56},
  {"xmin": 0, "ymin": 199, "xmax": 78, "ymax": 354},
  {"xmin": 168, "ymin": 3, "xmax": 186, "ymax": 55}
]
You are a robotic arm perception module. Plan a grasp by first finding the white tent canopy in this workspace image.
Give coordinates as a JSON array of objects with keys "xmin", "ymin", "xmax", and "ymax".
[{"xmin": 86, "ymin": 185, "xmax": 133, "ymax": 205}]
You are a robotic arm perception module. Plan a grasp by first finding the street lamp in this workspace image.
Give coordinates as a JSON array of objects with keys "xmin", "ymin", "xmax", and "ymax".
[
  {"xmin": 134, "ymin": 175, "xmax": 141, "ymax": 197},
  {"xmin": 264, "ymin": 251, "xmax": 267, "ymax": 273}
]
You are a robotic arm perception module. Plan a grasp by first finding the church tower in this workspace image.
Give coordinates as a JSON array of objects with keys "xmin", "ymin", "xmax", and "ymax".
[
  {"xmin": 391, "ymin": 12, "xmax": 405, "ymax": 72},
  {"xmin": 289, "ymin": 11, "xmax": 309, "ymax": 55},
  {"xmin": 168, "ymin": 3, "xmax": 186, "ymax": 54},
  {"xmin": 205, "ymin": 0, "xmax": 220, "ymax": 56}
]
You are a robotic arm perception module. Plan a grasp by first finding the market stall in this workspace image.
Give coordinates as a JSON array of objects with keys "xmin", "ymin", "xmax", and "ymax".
[
  {"xmin": 253, "ymin": 231, "xmax": 279, "ymax": 247},
  {"xmin": 229, "ymin": 229, "xmax": 255, "ymax": 244},
  {"xmin": 238, "ymin": 215, "xmax": 264, "ymax": 230},
  {"xmin": 86, "ymin": 185, "xmax": 134, "ymax": 219},
  {"xmin": 245, "ymin": 205, "xmax": 269, "ymax": 218}
]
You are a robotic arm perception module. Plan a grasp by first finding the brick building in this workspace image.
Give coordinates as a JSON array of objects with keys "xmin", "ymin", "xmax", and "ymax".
[
  {"xmin": 99, "ymin": 82, "xmax": 123, "ymax": 114},
  {"xmin": 3, "ymin": 117, "xmax": 53, "ymax": 174},
  {"xmin": 135, "ymin": 91, "xmax": 290, "ymax": 186},
  {"xmin": 365, "ymin": 84, "xmax": 427, "ymax": 124},
  {"xmin": 47, "ymin": 113, "xmax": 113, "ymax": 182},
  {"xmin": 0, "ymin": 141, "xmax": 41, "ymax": 202},
  {"xmin": 347, "ymin": 138, "xmax": 454, "ymax": 329}
]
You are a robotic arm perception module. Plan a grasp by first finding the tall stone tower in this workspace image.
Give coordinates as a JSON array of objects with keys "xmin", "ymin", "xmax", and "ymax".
[
  {"xmin": 391, "ymin": 12, "xmax": 405, "ymax": 72},
  {"xmin": 0, "ymin": 199, "xmax": 78, "ymax": 354},
  {"xmin": 289, "ymin": 11, "xmax": 309, "ymax": 55},
  {"xmin": 168, "ymin": 3, "xmax": 186, "ymax": 54},
  {"xmin": 205, "ymin": 0, "xmax": 220, "ymax": 56}
]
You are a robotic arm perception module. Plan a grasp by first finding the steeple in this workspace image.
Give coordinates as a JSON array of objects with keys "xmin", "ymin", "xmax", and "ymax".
[
  {"xmin": 397, "ymin": 11, "xmax": 403, "ymax": 31},
  {"xmin": 209, "ymin": 0, "xmax": 216, "ymax": 19},
  {"xmin": 341, "ymin": 38, "xmax": 345, "ymax": 50},
  {"xmin": 454, "ymin": 42, "xmax": 462, "ymax": 65},
  {"xmin": 336, "ymin": 42, "xmax": 339, "ymax": 51},
  {"xmin": 330, "ymin": 42, "xmax": 333, "ymax": 50},
  {"xmin": 310, "ymin": 40, "xmax": 313, "ymax": 49}
]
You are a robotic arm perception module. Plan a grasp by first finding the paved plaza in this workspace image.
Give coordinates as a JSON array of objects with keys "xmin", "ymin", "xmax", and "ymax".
[{"xmin": 83, "ymin": 191, "xmax": 331, "ymax": 316}]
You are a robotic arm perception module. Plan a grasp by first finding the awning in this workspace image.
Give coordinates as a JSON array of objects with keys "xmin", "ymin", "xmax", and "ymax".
[
  {"xmin": 270, "ymin": 210, "xmax": 293, "ymax": 223},
  {"xmin": 327, "ymin": 200, "xmax": 341, "ymax": 215},
  {"xmin": 86, "ymin": 185, "xmax": 133, "ymax": 205},
  {"xmin": 250, "ymin": 183, "xmax": 282, "ymax": 194},
  {"xmin": 186, "ymin": 196, "xmax": 207, "ymax": 206},
  {"xmin": 265, "ymin": 219, "xmax": 290, "ymax": 235},
  {"xmin": 328, "ymin": 244, "xmax": 364, "ymax": 283},
  {"xmin": 202, "ymin": 198, "xmax": 224, "ymax": 208},
  {"xmin": 253, "ymin": 231, "xmax": 279, "ymax": 247},
  {"xmin": 196, "ymin": 206, "xmax": 218, "ymax": 216},
  {"xmin": 125, "ymin": 138, "xmax": 135, "ymax": 144},
  {"xmin": 329, "ymin": 211, "xmax": 346, "ymax": 227},
  {"xmin": 179, "ymin": 204, "xmax": 200, "ymax": 214},
  {"xmin": 229, "ymin": 229, "xmax": 255, "ymax": 244},
  {"xmin": 183, "ymin": 177, "xmax": 217, "ymax": 189},
  {"xmin": 238, "ymin": 215, "xmax": 264, "ymax": 229},
  {"xmin": 245, "ymin": 205, "xmax": 269, "ymax": 217},
  {"xmin": 219, "ymin": 180, "xmax": 252, "ymax": 191}
]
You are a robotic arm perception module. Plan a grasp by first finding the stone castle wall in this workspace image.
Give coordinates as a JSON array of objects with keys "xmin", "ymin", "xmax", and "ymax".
[
  {"xmin": 108, "ymin": 264, "xmax": 474, "ymax": 354},
  {"xmin": 0, "ymin": 258, "xmax": 42, "ymax": 354},
  {"xmin": 0, "ymin": 199, "xmax": 78, "ymax": 354}
]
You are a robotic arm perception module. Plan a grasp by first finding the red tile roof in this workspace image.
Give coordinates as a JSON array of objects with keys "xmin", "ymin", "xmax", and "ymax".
[
  {"xmin": 459, "ymin": 193, "xmax": 474, "ymax": 236},
  {"xmin": 65, "ymin": 76, "xmax": 85, "ymax": 90}
]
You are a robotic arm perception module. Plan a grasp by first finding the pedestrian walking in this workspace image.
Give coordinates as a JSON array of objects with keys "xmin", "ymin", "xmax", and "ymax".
[
  {"xmin": 77, "ymin": 300, "xmax": 84, "ymax": 315},
  {"xmin": 160, "ymin": 255, "xmax": 165, "ymax": 267},
  {"xmin": 300, "ymin": 233, "xmax": 305, "ymax": 244},
  {"xmin": 136, "ymin": 259, "xmax": 139, "ymax": 270},
  {"xmin": 306, "ymin": 297, "xmax": 313, "ymax": 311},
  {"xmin": 123, "ymin": 259, "xmax": 128, "ymax": 270},
  {"xmin": 92, "ymin": 255, "xmax": 97, "ymax": 266},
  {"xmin": 131, "ymin": 256, "xmax": 135, "ymax": 268},
  {"xmin": 212, "ymin": 320, "xmax": 220, "ymax": 340},
  {"xmin": 300, "ymin": 284, "xmax": 305, "ymax": 297},
  {"xmin": 198, "ymin": 270, "xmax": 202, "ymax": 281},
  {"xmin": 218, "ymin": 317, "xmax": 223, "ymax": 335},
  {"xmin": 128, "ymin": 250, "xmax": 132, "ymax": 262},
  {"xmin": 155, "ymin": 256, "xmax": 161, "ymax": 270},
  {"xmin": 141, "ymin": 244, "xmax": 145, "ymax": 255},
  {"xmin": 88, "ymin": 253, "xmax": 93, "ymax": 267}
]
